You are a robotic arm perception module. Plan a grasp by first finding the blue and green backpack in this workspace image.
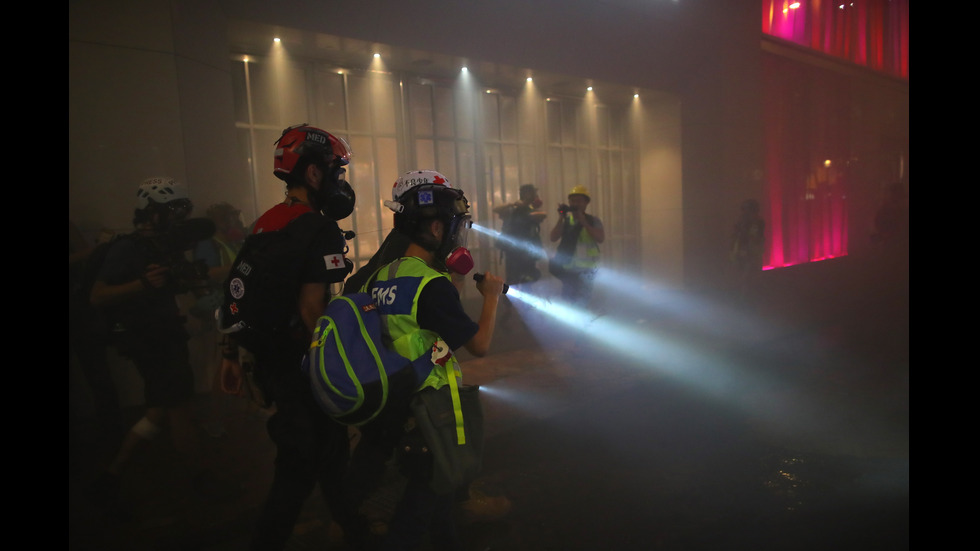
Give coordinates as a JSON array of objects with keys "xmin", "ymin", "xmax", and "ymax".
[{"xmin": 302, "ymin": 292, "xmax": 432, "ymax": 426}]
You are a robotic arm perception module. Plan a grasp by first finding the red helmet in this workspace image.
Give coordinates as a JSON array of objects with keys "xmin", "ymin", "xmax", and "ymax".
[{"xmin": 273, "ymin": 123, "xmax": 351, "ymax": 182}]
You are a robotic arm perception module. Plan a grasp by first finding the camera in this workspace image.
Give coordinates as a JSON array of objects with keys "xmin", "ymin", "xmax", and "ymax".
[
  {"xmin": 135, "ymin": 218, "xmax": 215, "ymax": 293},
  {"xmin": 165, "ymin": 257, "xmax": 210, "ymax": 293},
  {"xmin": 558, "ymin": 203, "xmax": 571, "ymax": 215}
]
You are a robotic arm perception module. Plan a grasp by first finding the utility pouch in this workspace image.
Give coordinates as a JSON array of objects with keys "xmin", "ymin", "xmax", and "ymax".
[{"xmin": 409, "ymin": 384, "xmax": 484, "ymax": 495}]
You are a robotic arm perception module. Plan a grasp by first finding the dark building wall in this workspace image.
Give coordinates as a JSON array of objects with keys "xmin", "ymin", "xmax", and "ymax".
[{"xmin": 71, "ymin": 0, "xmax": 902, "ymax": 287}]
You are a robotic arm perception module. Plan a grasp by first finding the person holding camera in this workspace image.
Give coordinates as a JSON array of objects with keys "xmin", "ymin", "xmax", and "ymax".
[
  {"xmin": 549, "ymin": 185, "xmax": 604, "ymax": 305},
  {"xmin": 493, "ymin": 183, "xmax": 547, "ymax": 285},
  {"xmin": 88, "ymin": 176, "xmax": 219, "ymax": 510}
]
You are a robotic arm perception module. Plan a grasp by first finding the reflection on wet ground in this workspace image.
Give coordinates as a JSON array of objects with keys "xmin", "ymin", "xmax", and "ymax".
[{"xmin": 69, "ymin": 259, "xmax": 908, "ymax": 550}]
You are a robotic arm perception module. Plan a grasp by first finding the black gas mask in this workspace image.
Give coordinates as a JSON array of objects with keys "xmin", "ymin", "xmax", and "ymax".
[{"xmin": 313, "ymin": 164, "xmax": 356, "ymax": 220}]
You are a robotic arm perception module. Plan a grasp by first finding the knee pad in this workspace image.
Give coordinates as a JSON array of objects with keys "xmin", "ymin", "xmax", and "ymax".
[{"xmin": 131, "ymin": 416, "xmax": 161, "ymax": 440}]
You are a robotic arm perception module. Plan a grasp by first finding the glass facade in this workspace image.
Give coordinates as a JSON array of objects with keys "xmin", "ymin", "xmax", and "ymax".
[{"xmin": 231, "ymin": 54, "xmax": 640, "ymax": 281}]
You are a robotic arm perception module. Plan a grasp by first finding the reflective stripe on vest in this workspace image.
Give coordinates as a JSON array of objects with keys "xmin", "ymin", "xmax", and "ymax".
[
  {"xmin": 565, "ymin": 213, "xmax": 600, "ymax": 270},
  {"xmin": 368, "ymin": 257, "xmax": 468, "ymax": 443}
]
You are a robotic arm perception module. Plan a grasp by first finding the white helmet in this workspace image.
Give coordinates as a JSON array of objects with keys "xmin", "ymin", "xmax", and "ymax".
[
  {"xmin": 134, "ymin": 176, "xmax": 193, "ymax": 224},
  {"xmin": 386, "ymin": 170, "xmax": 454, "ymax": 212},
  {"xmin": 136, "ymin": 177, "xmax": 189, "ymax": 209}
]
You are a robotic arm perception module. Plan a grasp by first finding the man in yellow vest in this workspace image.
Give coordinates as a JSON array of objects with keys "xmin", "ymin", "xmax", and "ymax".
[
  {"xmin": 365, "ymin": 171, "xmax": 504, "ymax": 550},
  {"xmin": 549, "ymin": 185, "xmax": 605, "ymax": 304}
]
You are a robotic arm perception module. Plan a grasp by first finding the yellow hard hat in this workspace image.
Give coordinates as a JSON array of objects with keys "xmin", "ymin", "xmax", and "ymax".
[{"xmin": 568, "ymin": 185, "xmax": 591, "ymax": 199}]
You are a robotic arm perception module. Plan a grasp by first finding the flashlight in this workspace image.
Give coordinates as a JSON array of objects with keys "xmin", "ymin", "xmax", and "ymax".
[{"xmin": 473, "ymin": 273, "xmax": 509, "ymax": 295}]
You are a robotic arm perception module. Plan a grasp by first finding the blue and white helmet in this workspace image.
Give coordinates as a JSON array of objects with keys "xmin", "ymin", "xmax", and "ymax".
[{"xmin": 385, "ymin": 170, "xmax": 454, "ymax": 213}]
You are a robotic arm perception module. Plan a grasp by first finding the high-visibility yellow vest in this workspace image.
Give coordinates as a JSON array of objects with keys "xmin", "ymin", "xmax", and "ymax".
[
  {"xmin": 365, "ymin": 256, "xmax": 470, "ymax": 443},
  {"xmin": 562, "ymin": 213, "xmax": 601, "ymax": 270},
  {"xmin": 213, "ymin": 237, "xmax": 240, "ymax": 267},
  {"xmin": 364, "ymin": 256, "xmax": 461, "ymax": 391}
]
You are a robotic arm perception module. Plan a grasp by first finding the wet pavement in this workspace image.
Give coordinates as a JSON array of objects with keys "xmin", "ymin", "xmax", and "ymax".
[{"xmin": 69, "ymin": 256, "xmax": 908, "ymax": 550}]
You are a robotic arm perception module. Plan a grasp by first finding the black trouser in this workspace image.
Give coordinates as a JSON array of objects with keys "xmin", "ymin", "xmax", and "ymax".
[
  {"xmin": 354, "ymin": 400, "xmax": 461, "ymax": 551},
  {"xmin": 383, "ymin": 476, "xmax": 459, "ymax": 551},
  {"xmin": 250, "ymin": 343, "xmax": 367, "ymax": 550}
]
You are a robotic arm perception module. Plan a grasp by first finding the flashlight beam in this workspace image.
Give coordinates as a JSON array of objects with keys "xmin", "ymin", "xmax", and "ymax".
[
  {"xmin": 473, "ymin": 222, "xmax": 774, "ymax": 343},
  {"xmin": 591, "ymin": 266, "xmax": 773, "ymax": 342},
  {"xmin": 472, "ymin": 223, "xmax": 549, "ymax": 260},
  {"xmin": 506, "ymin": 286, "xmax": 746, "ymax": 398},
  {"xmin": 495, "ymin": 284, "xmax": 897, "ymax": 462}
]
